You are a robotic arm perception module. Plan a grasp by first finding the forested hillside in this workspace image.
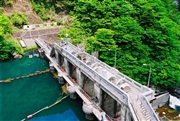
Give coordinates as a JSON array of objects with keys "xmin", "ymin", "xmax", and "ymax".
[
  {"xmin": 62, "ymin": 0, "xmax": 180, "ymax": 88},
  {"xmin": 0, "ymin": 0, "xmax": 40, "ymax": 60},
  {"xmin": 0, "ymin": 0, "xmax": 180, "ymax": 88}
]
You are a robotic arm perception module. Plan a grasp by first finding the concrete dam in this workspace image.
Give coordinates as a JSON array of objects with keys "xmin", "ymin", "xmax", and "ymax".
[{"xmin": 35, "ymin": 38, "xmax": 160, "ymax": 121}]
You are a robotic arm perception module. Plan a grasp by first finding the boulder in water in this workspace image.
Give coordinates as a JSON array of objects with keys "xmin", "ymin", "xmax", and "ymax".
[{"xmin": 13, "ymin": 52, "xmax": 22, "ymax": 59}]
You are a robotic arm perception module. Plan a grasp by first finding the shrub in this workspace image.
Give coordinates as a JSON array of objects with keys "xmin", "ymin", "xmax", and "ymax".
[
  {"xmin": 0, "ymin": 7, "xmax": 3, "ymax": 14},
  {"xmin": 5, "ymin": 0, "xmax": 13, "ymax": 7},
  {"xmin": 11, "ymin": 12, "xmax": 28, "ymax": 28}
]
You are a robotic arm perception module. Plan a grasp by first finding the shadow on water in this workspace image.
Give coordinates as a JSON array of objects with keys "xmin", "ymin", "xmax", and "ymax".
[
  {"xmin": 67, "ymin": 97, "xmax": 98, "ymax": 121},
  {"xmin": 0, "ymin": 51, "xmax": 86, "ymax": 121}
]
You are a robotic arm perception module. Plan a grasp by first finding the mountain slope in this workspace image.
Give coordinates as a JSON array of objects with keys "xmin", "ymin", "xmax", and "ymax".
[{"xmin": 3, "ymin": 0, "xmax": 42, "ymax": 24}]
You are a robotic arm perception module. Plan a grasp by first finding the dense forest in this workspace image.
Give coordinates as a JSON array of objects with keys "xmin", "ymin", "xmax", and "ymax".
[{"xmin": 0, "ymin": 0, "xmax": 180, "ymax": 88}]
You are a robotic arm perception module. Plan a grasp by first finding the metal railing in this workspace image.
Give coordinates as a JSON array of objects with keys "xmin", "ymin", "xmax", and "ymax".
[{"xmin": 139, "ymin": 95, "xmax": 159, "ymax": 120}]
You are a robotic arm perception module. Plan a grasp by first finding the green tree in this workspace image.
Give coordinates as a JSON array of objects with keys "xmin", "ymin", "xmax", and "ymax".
[
  {"xmin": 0, "ymin": 15, "xmax": 23, "ymax": 60},
  {"xmin": 0, "ymin": 37, "xmax": 15, "ymax": 60},
  {"xmin": 58, "ymin": 17, "xmax": 87, "ymax": 46},
  {"xmin": 0, "ymin": 15, "xmax": 13, "ymax": 60},
  {"xmin": 11, "ymin": 12, "xmax": 28, "ymax": 28},
  {"xmin": 70, "ymin": 0, "xmax": 180, "ymax": 87},
  {"xmin": 94, "ymin": 28, "xmax": 118, "ymax": 67},
  {"xmin": 0, "ymin": 15, "xmax": 12, "ymax": 36},
  {"xmin": 94, "ymin": 28, "xmax": 116, "ymax": 51},
  {"xmin": 129, "ymin": 0, "xmax": 180, "ymax": 87}
]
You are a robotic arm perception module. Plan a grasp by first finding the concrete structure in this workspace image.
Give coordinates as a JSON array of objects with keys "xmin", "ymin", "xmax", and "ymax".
[
  {"xmin": 151, "ymin": 92, "xmax": 169, "ymax": 110},
  {"xmin": 23, "ymin": 24, "xmax": 36, "ymax": 30},
  {"xmin": 13, "ymin": 27, "xmax": 61, "ymax": 39},
  {"xmin": 35, "ymin": 38, "xmax": 160, "ymax": 121},
  {"xmin": 13, "ymin": 28, "xmax": 61, "ymax": 49},
  {"xmin": 23, "ymin": 22, "xmax": 57, "ymax": 30},
  {"xmin": 19, "ymin": 40, "xmax": 26, "ymax": 48}
]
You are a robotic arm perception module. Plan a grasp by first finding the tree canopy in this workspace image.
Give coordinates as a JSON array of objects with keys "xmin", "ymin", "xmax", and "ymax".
[
  {"xmin": 67, "ymin": 0, "xmax": 180, "ymax": 87},
  {"xmin": 0, "ymin": 15, "xmax": 15, "ymax": 60}
]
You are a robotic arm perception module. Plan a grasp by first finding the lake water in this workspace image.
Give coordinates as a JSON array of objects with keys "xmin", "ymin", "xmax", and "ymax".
[{"xmin": 0, "ymin": 51, "xmax": 86, "ymax": 121}]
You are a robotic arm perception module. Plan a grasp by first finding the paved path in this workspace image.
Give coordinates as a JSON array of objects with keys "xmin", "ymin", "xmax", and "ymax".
[{"xmin": 23, "ymin": 38, "xmax": 36, "ymax": 47}]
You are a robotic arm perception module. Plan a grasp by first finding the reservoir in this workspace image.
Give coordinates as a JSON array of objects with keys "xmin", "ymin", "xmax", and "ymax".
[{"xmin": 0, "ymin": 51, "xmax": 86, "ymax": 121}]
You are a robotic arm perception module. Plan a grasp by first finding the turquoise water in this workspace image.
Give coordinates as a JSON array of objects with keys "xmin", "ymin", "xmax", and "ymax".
[
  {"xmin": 29, "ymin": 109, "xmax": 79, "ymax": 121},
  {"xmin": 0, "ymin": 51, "xmax": 86, "ymax": 121}
]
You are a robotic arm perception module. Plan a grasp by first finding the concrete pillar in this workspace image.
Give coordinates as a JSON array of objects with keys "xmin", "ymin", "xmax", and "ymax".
[
  {"xmin": 115, "ymin": 101, "xmax": 121, "ymax": 117},
  {"xmin": 38, "ymin": 48, "xmax": 45, "ymax": 58},
  {"xmin": 49, "ymin": 62, "xmax": 55, "ymax": 73},
  {"xmin": 64, "ymin": 58, "xmax": 70, "ymax": 75},
  {"xmin": 125, "ymin": 108, "xmax": 131, "ymax": 121},
  {"xmin": 120, "ymin": 104, "xmax": 126, "ymax": 121},
  {"xmin": 82, "ymin": 102, "xmax": 94, "ymax": 120},
  {"xmin": 76, "ymin": 67, "xmax": 83, "ymax": 88},
  {"xmin": 69, "ymin": 93, "xmax": 77, "ymax": 99},
  {"xmin": 58, "ymin": 73, "xmax": 64, "ymax": 85},
  {"xmin": 85, "ymin": 113, "xmax": 94, "ymax": 120},
  {"xmin": 67, "ymin": 85, "xmax": 77, "ymax": 99},
  {"xmin": 55, "ymin": 50, "xmax": 60, "ymax": 65},
  {"xmin": 94, "ymin": 83, "xmax": 102, "ymax": 106}
]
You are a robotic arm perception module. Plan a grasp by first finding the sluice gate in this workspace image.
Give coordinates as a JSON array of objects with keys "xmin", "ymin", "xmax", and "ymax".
[{"xmin": 35, "ymin": 38, "xmax": 160, "ymax": 121}]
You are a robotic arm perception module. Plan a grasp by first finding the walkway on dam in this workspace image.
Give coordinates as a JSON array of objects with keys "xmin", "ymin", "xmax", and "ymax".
[{"xmin": 35, "ymin": 38, "xmax": 159, "ymax": 121}]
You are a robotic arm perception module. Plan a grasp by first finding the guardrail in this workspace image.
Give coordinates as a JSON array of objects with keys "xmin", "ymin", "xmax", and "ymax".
[{"xmin": 139, "ymin": 95, "xmax": 159, "ymax": 121}]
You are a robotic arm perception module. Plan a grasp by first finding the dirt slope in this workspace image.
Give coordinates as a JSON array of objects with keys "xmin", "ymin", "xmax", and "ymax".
[{"xmin": 3, "ymin": 0, "xmax": 42, "ymax": 24}]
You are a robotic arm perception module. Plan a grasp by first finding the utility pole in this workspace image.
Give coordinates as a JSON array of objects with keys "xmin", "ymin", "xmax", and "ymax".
[{"xmin": 143, "ymin": 64, "xmax": 151, "ymax": 87}]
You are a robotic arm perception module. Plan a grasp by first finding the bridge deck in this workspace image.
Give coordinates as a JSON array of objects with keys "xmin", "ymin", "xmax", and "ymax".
[{"xmin": 35, "ymin": 38, "xmax": 159, "ymax": 121}]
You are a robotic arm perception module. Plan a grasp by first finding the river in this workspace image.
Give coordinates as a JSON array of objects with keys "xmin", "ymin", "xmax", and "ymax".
[{"xmin": 0, "ymin": 51, "xmax": 86, "ymax": 121}]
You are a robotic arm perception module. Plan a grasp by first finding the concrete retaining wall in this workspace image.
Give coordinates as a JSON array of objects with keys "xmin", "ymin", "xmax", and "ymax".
[
  {"xmin": 13, "ymin": 28, "xmax": 61, "ymax": 38},
  {"xmin": 151, "ymin": 92, "xmax": 169, "ymax": 110}
]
